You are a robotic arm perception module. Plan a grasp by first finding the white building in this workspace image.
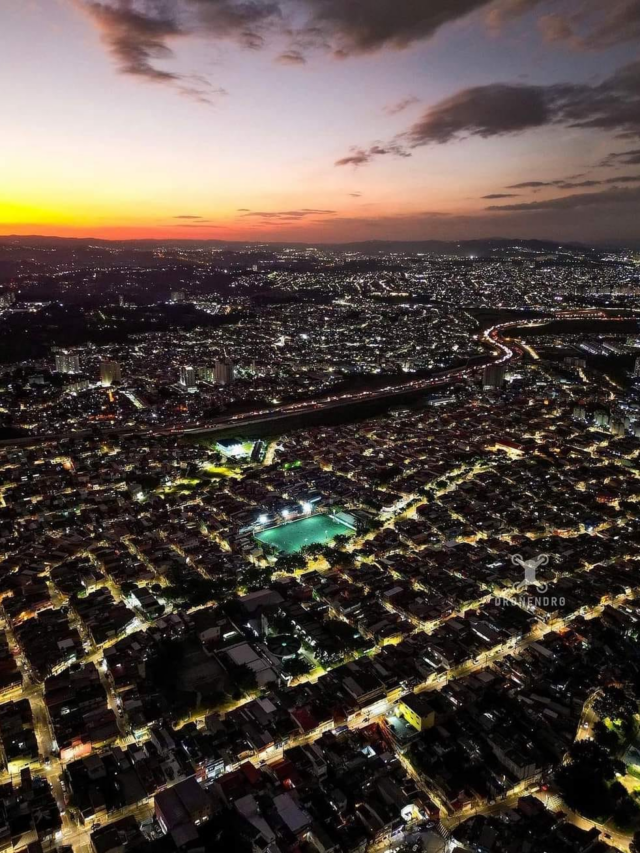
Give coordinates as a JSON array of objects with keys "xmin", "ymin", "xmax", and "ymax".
[
  {"xmin": 54, "ymin": 350, "xmax": 80, "ymax": 374},
  {"xmin": 214, "ymin": 357, "xmax": 234, "ymax": 385},
  {"xmin": 179, "ymin": 365, "xmax": 196, "ymax": 389}
]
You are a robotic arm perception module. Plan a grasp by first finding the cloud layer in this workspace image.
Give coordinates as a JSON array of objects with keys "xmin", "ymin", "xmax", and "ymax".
[
  {"xmin": 237, "ymin": 208, "xmax": 337, "ymax": 223},
  {"xmin": 487, "ymin": 185, "xmax": 640, "ymax": 211},
  {"xmin": 337, "ymin": 58, "xmax": 640, "ymax": 165},
  {"xmin": 536, "ymin": 0, "xmax": 640, "ymax": 50},
  {"xmin": 76, "ymin": 0, "xmax": 557, "ymax": 98}
]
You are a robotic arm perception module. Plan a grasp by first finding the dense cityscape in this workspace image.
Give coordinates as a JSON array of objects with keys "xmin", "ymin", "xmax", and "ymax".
[
  {"xmin": 0, "ymin": 237, "xmax": 639, "ymax": 853},
  {"xmin": 5, "ymin": 0, "xmax": 640, "ymax": 851}
]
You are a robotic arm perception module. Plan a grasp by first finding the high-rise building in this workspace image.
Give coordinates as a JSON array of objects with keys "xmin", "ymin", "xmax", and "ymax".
[
  {"xmin": 54, "ymin": 350, "xmax": 81, "ymax": 374},
  {"xmin": 214, "ymin": 357, "xmax": 234, "ymax": 385},
  {"xmin": 100, "ymin": 360, "xmax": 122, "ymax": 387},
  {"xmin": 197, "ymin": 367, "xmax": 215, "ymax": 382},
  {"xmin": 482, "ymin": 363, "xmax": 506, "ymax": 390},
  {"xmin": 171, "ymin": 290, "xmax": 186, "ymax": 303},
  {"xmin": 634, "ymin": 356, "xmax": 640, "ymax": 378},
  {"xmin": 179, "ymin": 365, "xmax": 196, "ymax": 389}
]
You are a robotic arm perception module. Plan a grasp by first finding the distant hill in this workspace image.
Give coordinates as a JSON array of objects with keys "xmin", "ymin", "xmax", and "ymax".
[
  {"xmin": 314, "ymin": 238, "xmax": 596, "ymax": 256},
  {"xmin": 0, "ymin": 234, "xmax": 609, "ymax": 256}
]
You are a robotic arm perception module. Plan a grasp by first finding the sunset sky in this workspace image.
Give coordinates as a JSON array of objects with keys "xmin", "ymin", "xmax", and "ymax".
[{"xmin": 2, "ymin": 0, "xmax": 640, "ymax": 244}]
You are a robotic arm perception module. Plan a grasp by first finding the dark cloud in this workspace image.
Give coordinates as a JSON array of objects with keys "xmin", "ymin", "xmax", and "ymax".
[
  {"xmin": 507, "ymin": 181, "xmax": 556, "ymax": 188},
  {"xmin": 506, "ymin": 178, "xmax": 586, "ymax": 190},
  {"xmin": 276, "ymin": 49, "xmax": 306, "ymax": 65},
  {"xmin": 174, "ymin": 214, "xmax": 204, "ymax": 219},
  {"xmin": 78, "ymin": 0, "xmax": 280, "ymax": 98},
  {"xmin": 335, "ymin": 150, "xmax": 372, "ymax": 167},
  {"xmin": 190, "ymin": 0, "xmax": 281, "ymax": 48},
  {"xmin": 537, "ymin": 0, "xmax": 640, "ymax": 50},
  {"xmin": 383, "ymin": 96, "xmax": 419, "ymax": 116},
  {"xmin": 403, "ymin": 84, "xmax": 553, "ymax": 145},
  {"xmin": 298, "ymin": 0, "xmax": 496, "ymax": 55},
  {"xmin": 349, "ymin": 192, "xmax": 363, "ymax": 197},
  {"xmin": 587, "ymin": 0, "xmax": 640, "ymax": 48},
  {"xmin": 482, "ymin": 193, "xmax": 519, "ymax": 199},
  {"xmin": 560, "ymin": 176, "xmax": 640, "ymax": 188},
  {"xmin": 601, "ymin": 148, "xmax": 640, "ymax": 167},
  {"xmin": 238, "ymin": 208, "xmax": 337, "ymax": 221},
  {"xmin": 335, "ymin": 143, "xmax": 410, "ymax": 167},
  {"xmin": 176, "ymin": 223, "xmax": 221, "ymax": 228},
  {"xmin": 604, "ymin": 174, "xmax": 640, "ymax": 184},
  {"xmin": 487, "ymin": 186, "xmax": 640, "ymax": 211},
  {"xmin": 485, "ymin": 0, "xmax": 547, "ymax": 32},
  {"xmin": 82, "ymin": 2, "xmax": 184, "ymax": 83},
  {"xmin": 557, "ymin": 179, "xmax": 602, "ymax": 189},
  {"xmin": 537, "ymin": 13, "xmax": 579, "ymax": 47},
  {"xmin": 340, "ymin": 58, "xmax": 640, "ymax": 166},
  {"xmin": 506, "ymin": 174, "xmax": 640, "ymax": 193},
  {"xmin": 80, "ymin": 0, "xmax": 530, "ymax": 97},
  {"xmin": 405, "ymin": 62, "xmax": 640, "ymax": 145}
]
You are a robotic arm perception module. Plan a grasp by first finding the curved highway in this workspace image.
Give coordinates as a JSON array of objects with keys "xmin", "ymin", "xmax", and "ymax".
[
  {"xmin": 158, "ymin": 316, "xmax": 532, "ymax": 438},
  {"xmin": 0, "ymin": 311, "xmax": 623, "ymax": 448}
]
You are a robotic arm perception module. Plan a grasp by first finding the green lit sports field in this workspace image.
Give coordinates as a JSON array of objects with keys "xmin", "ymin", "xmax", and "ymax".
[{"xmin": 255, "ymin": 514, "xmax": 354, "ymax": 554}]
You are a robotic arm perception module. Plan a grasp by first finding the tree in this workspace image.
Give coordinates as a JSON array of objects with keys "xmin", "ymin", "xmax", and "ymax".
[
  {"xmin": 613, "ymin": 794, "xmax": 640, "ymax": 830},
  {"xmin": 323, "ymin": 547, "xmax": 354, "ymax": 568},
  {"xmin": 282, "ymin": 657, "xmax": 312, "ymax": 678},
  {"xmin": 569, "ymin": 740, "xmax": 621, "ymax": 779},
  {"xmin": 275, "ymin": 553, "xmax": 307, "ymax": 573},
  {"xmin": 593, "ymin": 720, "xmax": 619, "ymax": 752},
  {"xmin": 555, "ymin": 739, "xmax": 625, "ymax": 821},
  {"xmin": 594, "ymin": 686, "xmax": 638, "ymax": 732},
  {"xmin": 227, "ymin": 662, "xmax": 257, "ymax": 697},
  {"xmin": 242, "ymin": 565, "xmax": 273, "ymax": 590},
  {"xmin": 302, "ymin": 543, "xmax": 327, "ymax": 559}
]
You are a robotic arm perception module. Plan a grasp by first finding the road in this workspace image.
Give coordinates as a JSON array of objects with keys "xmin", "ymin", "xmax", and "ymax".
[
  {"xmin": 2, "ymin": 310, "xmax": 631, "ymax": 451},
  {"xmin": 2, "ymin": 308, "xmax": 635, "ymax": 851},
  {"xmin": 0, "ymin": 315, "xmax": 529, "ymax": 449}
]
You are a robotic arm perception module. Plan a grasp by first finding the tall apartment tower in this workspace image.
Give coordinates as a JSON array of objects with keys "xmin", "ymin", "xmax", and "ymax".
[
  {"xmin": 214, "ymin": 357, "xmax": 234, "ymax": 386},
  {"xmin": 100, "ymin": 360, "xmax": 122, "ymax": 387},
  {"xmin": 54, "ymin": 350, "xmax": 81, "ymax": 374},
  {"xmin": 179, "ymin": 365, "xmax": 196, "ymax": 389},
  {"xmin": 482, "ymin": 363, "xmax": 506, "ymax": 390}
]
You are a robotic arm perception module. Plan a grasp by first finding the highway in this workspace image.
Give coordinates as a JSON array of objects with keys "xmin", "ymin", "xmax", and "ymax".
[
  {"xmin": 155, "ymin": 309, "xmax": 633, "ymax": 440},
  {"xmin": 157, "ymin": 317, "xmax": 524, "ymax": 439},
  {"xmin": 1, "ymin": 310, "xmax": 628, "ymax": 450},
  {"xmin": 0, "ymin": 315, "xmax": 530, "ymax": 451}
]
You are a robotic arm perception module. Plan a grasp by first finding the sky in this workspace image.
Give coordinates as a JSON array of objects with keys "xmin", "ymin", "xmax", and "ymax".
[{"xmin": 1, "ymin": 0, "xmax": 640, "ymax": 244}]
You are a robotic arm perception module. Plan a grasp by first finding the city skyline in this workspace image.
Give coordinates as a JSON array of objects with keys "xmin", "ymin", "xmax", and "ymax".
[{"xmin": 3, "ymin": 0, "xmax": 640, "ymax": 245}]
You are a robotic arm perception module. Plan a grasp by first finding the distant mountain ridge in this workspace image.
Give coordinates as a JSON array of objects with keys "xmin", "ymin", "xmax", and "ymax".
[{"xmin": 0, "ymin": 235, "xmax": 612, "ymax": 255}]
